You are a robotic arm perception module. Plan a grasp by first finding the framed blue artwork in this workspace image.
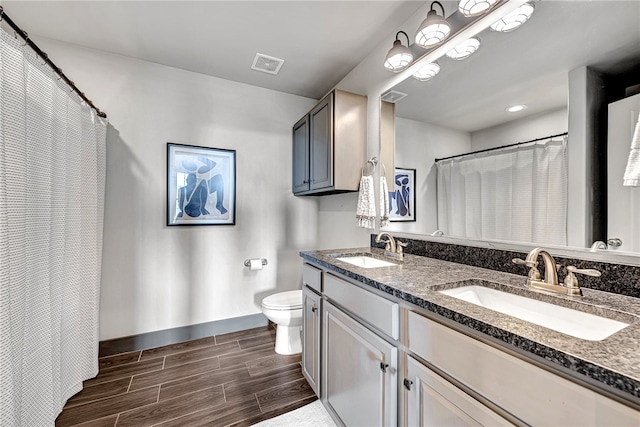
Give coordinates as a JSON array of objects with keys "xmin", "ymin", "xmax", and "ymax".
[
  {"xmin": 389, "ymin": 167, "xmax": 415, "ymax": 222},
  {"xmin": 167, "ymin": 143, "xmax": 236, "ymax": 226}
]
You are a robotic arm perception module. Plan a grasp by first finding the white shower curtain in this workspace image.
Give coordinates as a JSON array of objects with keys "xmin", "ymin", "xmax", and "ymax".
[
  {"xmin": 0, "ymin": 28, "xmax": 107, "ymax": 426},
  {"xmin": 437, "ymin": 136, "xmax": 567, "ymax": 245}
]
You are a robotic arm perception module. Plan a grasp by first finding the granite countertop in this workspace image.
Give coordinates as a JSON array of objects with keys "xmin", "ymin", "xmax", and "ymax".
[{"xmin": 300, "ymin": 247, "xmax": 640, "ymax": 404}]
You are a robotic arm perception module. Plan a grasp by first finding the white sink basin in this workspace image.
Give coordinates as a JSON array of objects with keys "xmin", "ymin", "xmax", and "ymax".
[
  {"xmin": 336, "ymin": 256, "xmax": 397, "ymax": 269},
  {"xmin": 439, "ymin": 285, "xmax": 629, "ymax": 341}
]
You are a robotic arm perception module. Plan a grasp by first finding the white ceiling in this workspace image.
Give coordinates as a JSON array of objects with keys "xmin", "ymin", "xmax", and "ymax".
[
  {"xmin": 1, "ymin": 0, "xmax": 424, "ymax": 100},
  {"xmin": 2, "ymin": 1, "xmax": 638, "ymax": 133},
  {"xmin": 391, "ymin": 1, "xmax": 640, "ymax": 132}
]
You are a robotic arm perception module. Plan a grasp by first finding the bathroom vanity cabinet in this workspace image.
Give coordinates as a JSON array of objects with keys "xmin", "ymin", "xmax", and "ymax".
[
  {"xmin": 302, "ymin": 263, "xmax": 322, "ymax": 396},
  {"xmin": 407, "ymin": 311, "xmax": 639, "ymax": 426},
  {"xmin": 405, "ymin": 355, "xmax": 512, "ymax": 426},
  {"xmin": 301, "ymin": 252, "xmax": 640, "ymax": 427},
  {"xmin": 322, "ymin": 273, "xmax": 399, "ymax": 427},
  {"xmin": 292, "ymin": 90, "xmax": 366, "ymax": 195}
]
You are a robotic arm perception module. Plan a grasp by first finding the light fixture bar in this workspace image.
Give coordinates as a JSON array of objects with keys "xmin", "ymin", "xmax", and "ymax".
[{"xmin": 379, "ymin": 0, "xmax": 530, "ymax": 92}]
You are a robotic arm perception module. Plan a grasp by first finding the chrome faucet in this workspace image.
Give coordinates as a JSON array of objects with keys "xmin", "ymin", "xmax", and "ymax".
[
  {"xmin": 513, "ymin": 247, "xmax": 601, "ymax": 297},
  {"xmin": 375, "ymin": 232, "xmax": 407, "ymax": 260}
]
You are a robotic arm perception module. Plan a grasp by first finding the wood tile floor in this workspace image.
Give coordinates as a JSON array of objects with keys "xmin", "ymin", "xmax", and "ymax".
[{"xmin": 56, "ymin": 326, "xmax": 316, "ymax": 427}]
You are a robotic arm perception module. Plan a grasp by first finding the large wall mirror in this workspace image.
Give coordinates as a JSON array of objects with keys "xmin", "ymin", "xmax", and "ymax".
[{"xmin": 381, "ymin": 0, "xmax": 640, "ymax": 260}]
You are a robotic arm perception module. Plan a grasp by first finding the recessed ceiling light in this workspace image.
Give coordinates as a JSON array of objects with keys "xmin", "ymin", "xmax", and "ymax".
[{"xmin": 506, "ymin": 104, "xmax": 527, "ymax": 113}]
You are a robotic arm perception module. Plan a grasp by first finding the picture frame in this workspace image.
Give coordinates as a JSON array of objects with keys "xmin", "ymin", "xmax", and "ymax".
[
  {"xmin": 389, "ymin": 167, "xmax": 416, "ymax": 222},
  {"xmin": 167, "ymin": 143, "xmax": 236, "ymax": 226}
]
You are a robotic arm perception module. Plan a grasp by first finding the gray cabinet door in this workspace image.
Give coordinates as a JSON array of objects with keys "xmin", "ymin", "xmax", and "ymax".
[
  {"xmin": 309, "ymin": 92, "xmax": 333, "ymax": 191},
  {"xmin": 302, "ymin": 285, "xmax": 321, "ymax": 397},
  {"xmin": 406, "ymin": 356, "xmax": 511, "ymax": 427},
  {"xmin": 323, "ymin": 301, "xmax": 397, "ymax": 427},
  {"xmin": 292, "ymin": 115, "xmax": 310, "ymax": 194}
]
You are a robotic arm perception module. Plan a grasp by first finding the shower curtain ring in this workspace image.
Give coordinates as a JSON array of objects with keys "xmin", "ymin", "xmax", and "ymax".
[
  {"xmin": 21, "ymin": 31, "xmax": 28, "ymax": 46},
  {"xmin": 38, "ymin": 52, "xmax": 48, "ymax": 66}
]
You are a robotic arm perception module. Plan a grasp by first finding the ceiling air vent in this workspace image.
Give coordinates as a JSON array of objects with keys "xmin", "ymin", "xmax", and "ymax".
[
  {"xmin": 251, "ymin": 53, "xmax": 284, "ymax": 75},
  {"xmin": 381, "ymin": 90, "xmax": 408, "ymax": 103}
]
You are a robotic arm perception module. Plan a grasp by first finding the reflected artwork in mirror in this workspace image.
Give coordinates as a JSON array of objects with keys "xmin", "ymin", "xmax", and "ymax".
[{"xmin": 381, "ymin": 0, "xmax": 640, "ymax": 258}]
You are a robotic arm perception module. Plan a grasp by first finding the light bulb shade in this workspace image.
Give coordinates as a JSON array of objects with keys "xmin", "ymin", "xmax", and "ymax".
[
  {"xmin": 445, "ymin": 37, "xmax": 480, "ymax": 60},
  {"xmin": 412, "ymin": 62, "xmax": 440, "ymax": 81},
  {"xmin": 384, "ymin": 40, "xmax": 414, "ymax": 72},
  {"xmin": 458, "ymin": 0, "xmax": 498, "ymax": 17},
  {"xmin": 415, "ymin": 10, "xmax": 451, "ymax": 47},
  {"xmin": 490, "ymin": 2, "xmax": 535, "ymax": 32}
]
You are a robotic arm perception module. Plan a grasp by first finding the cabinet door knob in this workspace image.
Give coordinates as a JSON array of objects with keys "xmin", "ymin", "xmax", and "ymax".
[
  {"xmin": 380, "ymin": 362, "xmax": 389, "ymax": 373},
  {"xmin": 311, "ymin": 305, "xmax": 317, "ymax": 313},
  {"xmin": 403, "ymin": 378, "xmax": 413, "ymax": 391}
]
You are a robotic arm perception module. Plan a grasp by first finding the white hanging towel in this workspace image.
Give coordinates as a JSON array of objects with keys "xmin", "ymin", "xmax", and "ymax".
[
  {"xmin": 380, "ymin": 175, "xmax": 390, "ymax": 228},
  {"xmin": 356, "ymin": 175, "xmax": 376, "ymax": 229},
  {"xmin": 623, "ymin": 113, "xmax": 640, "ymax": 187}
]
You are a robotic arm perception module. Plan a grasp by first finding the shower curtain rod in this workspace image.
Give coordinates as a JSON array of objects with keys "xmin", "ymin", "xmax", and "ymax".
[
  {"xmin": 434, "ymin": 132, "xmax": 568, "ymax": 163},
  {"xmin": 0, "ymin": 7, "xmax": 107, "ymax": 118}
]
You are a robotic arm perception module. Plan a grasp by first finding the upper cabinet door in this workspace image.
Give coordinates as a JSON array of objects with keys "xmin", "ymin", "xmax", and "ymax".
[
  {"xmin": 292, "ymin": 115, "xmax": 310, "ymax": 194},
  {"xmin": 291, "ymin": 90, "xmax": 365, "ymax": 195},
  {"xmin": 309, "ymin": 92, "xmax": 334, "ymax": 191}
]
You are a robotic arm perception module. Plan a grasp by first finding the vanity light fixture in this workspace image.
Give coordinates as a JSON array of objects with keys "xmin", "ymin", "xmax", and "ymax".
[
  {"xmin": 412, "ymin": 62, "xmax": 440, "ymax": 81},
  {"xmin": 506, "ymin": 104, "xmax": 527, "ymax": 113},
  {"xmin": 384, "ymin": 31, "xmax": 414, "ymax": 72},
  {"xmin": 490, "ymin": 2, "xmax": 535, "ymax": 32},
  {"xmin": 415, "ymin": 1, "xmax": 451, "ymax": 48},
  {"xmin": 445, "ymin": 37, "xmax": 480, "ymax": 60},
  {"xmin": 458, "ymin": 0, "xmax": 498, "ymax": 17}
]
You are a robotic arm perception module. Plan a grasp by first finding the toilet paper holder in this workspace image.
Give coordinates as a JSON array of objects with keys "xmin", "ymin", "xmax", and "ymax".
[{"xmin": 244, "ymin": 258, "xmax": 268, "ymax": 267}]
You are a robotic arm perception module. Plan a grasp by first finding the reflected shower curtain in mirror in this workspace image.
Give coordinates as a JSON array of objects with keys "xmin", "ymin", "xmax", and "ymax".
[
  {"xmin": 0, "ymin": 28, "xmax": 107, "ymax": 425},
  {"xmin": 436, "ymin": 137, "xmax": 567, "ymax": 245}
]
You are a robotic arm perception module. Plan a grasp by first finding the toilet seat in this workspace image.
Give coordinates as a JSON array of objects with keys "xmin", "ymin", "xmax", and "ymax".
[{"xmin": 262, "ymin": 290, "xmax": 302, "ymax": 310}]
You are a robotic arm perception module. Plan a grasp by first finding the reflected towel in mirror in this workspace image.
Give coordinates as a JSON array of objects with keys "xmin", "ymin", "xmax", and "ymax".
[
  {"xmin": 623, "ymin": 113, "xmax": 640, "ymax": 187},
  {"xmin": 380, "ymin": 176, "xmax": 390, "ymax": 228}
]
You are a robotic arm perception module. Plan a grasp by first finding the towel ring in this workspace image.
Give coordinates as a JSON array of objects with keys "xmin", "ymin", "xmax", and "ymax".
[{"xmin": 362, "ymin": 157, "xmax": 386, "ymax": 177}]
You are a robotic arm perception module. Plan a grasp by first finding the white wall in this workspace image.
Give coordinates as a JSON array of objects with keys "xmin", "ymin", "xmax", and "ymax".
[
  {"xmin": 317, "ymin": 194, "xmax": 371, "ymax": 249},
  {"xmin": 470, "ymin": 108, "xmax": 567, "ymax": 151},
  {"xmin": 35, "ymin": 37, "xmax": 318, "ymax": 340},
  {"xmin": 386, "ymin": 118, "xmax": 470, "ymax": 235}
]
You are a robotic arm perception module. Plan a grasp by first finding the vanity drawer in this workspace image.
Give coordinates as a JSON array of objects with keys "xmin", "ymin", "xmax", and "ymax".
[
  {"xmin": 303, "ymin": 263, "xmax": 322, "ymax": 293},
  {"xmin": 407, "ymin": 311, "xmax": 639, "ymax": 426},
  {"xmin": 324, "ymin": 273, "xmax": 399, "ymax": 339}
]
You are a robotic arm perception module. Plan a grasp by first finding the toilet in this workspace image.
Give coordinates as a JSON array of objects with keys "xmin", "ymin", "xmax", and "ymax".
[{"xmin": 261, "ymin": 290, "xmax": 303, "ymax": 355}]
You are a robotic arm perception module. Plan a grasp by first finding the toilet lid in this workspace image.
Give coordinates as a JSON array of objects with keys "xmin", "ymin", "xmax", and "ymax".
[{"xmin": 262, "ymin": 290, "xmax": 302, "ymax": 310}]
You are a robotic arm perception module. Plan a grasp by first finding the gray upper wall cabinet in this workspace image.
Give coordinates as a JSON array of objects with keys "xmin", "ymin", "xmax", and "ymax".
[{"xmin": 292, "ymin": 90, "xmax": 367, "ymax": 195}]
